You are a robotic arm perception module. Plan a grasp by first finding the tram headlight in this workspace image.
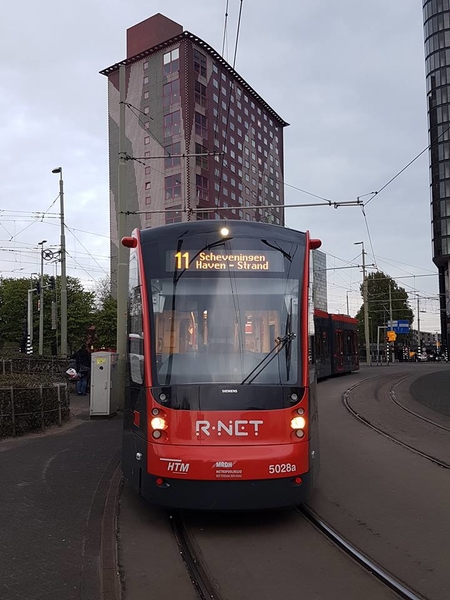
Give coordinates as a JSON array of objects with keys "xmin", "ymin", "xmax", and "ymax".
[
  {"xmin": 151, "ymin": 417, "xmax": 167, "ymax": 431},
  {"xmin": 290, "ymin": 416, "xmax": 306, "ymax": 430}
]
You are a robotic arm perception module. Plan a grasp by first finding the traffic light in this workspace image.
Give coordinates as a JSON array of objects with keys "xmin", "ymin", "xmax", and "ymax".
[
  {"xmin": 49, "ymin": 276, "xmax": 55, "ymax": 290},
  {"xmin": 36, "ymin": 281, "xmax": 40, "ymax": 294}
]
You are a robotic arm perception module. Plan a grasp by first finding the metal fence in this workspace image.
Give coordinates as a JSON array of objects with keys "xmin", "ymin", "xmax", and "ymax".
[
  {"xmin": 0, "ymin": 357, "xmax": 70, "ymax": 376},
  {"xmin": 0, "ymin": 382, "xmax": 70, "ymax": 438}
]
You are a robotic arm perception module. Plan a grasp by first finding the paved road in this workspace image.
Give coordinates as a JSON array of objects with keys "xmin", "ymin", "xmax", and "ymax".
[
  {"xmin": 0, "ymin": 394, "xmax": 122, "ymax": 600},
  {"xmin": 119, "ymin": 365, "xmax": 450, "ymax": 600}
]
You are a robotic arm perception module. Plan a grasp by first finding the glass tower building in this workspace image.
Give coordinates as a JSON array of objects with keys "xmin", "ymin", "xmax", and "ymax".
[{"xmin": 423, "ymin": 0, "xmax": 450, "ymax": 353}]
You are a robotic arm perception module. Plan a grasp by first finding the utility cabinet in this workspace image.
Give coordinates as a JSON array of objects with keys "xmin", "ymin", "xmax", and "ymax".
[{"xmin": 90, "ymin": 352, "xmax": 118, "ymax": 417}]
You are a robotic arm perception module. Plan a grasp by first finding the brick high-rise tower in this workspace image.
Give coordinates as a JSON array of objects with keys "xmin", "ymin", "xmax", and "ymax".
[{"xmin": 101, "ymin": 14, "xmax": 288, "ymax": 293}]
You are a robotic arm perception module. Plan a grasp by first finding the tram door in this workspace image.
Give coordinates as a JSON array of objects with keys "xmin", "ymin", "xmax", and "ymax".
[{"xmin": 335, "ymin": 329, "xmax": 344, "ymax": 371}]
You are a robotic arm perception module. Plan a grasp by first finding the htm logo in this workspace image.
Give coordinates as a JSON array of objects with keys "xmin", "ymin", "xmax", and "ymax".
[{"xmin": 160, "ymin": 458, "xmax": 190, "ymax": 473}]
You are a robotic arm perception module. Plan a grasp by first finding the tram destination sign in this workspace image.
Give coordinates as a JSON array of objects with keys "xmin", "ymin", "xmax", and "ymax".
[{"xmin": 166, "ymin": 250, "xmax": 285, "ymax": 273}]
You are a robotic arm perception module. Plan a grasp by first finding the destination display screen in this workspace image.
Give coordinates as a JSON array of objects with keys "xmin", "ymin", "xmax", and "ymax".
[{"xmin": 166, "ymin": 249, "xmax": 285, "ymax": 273}]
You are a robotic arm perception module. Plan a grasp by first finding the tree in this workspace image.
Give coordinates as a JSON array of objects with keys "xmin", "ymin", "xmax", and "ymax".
[
  {"xmin": 65, "ymin": 276, "xmax": 96, "ymax": 354},
  {"xmin": 92, "ymin": 296, "xmax": 117, "ymax": 349},
  {"xmin": 0, "ymin": 277, "xmax": 30, "ymax": 351},
  {"xmin": 0, "ymin": 276, "xmax": 95, "ymax": 355},
  {"xmin": 355, "ymin": 271, "xmax": 414, "ymax": 347}
]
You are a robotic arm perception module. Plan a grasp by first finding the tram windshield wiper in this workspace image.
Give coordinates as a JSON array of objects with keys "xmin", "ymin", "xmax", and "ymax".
[{"xmin": 240, "ymin": 331, "xmax": 296, "ymax": 385}]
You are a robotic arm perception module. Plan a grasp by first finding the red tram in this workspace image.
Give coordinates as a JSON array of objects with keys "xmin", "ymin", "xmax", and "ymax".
[
  {"xmin": 122, "ymin": 221, "xmax": 322, "ymax": 510},
  {"xmin": 314, "ymin": 309, "xmax": 359, "ymax": 379}
]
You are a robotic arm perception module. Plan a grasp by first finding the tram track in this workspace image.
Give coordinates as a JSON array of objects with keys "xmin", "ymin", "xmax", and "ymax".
[
  {"xmin": 170, "ymin": 502, "xmax": 425, "ymax": 600},
  {"xmin": 169, "ymin": 510, "xmax": 223, "ymax": 600},
  {"xmin": 298, "ymin": 505, "xmax": 425, "ymax": 600},
  {"xmin": 389, "ymin": 376, "xmax": 450, "ymax": 434},
  {"xmin": 342, "ymin": 379, "xmax": 450, "ymax": 470}
]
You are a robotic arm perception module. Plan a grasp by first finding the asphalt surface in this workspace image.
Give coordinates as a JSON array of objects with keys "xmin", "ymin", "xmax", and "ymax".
[
  {"xmin": 119, "ymin": 364, "xmax": 450, "ymax": 600},
  {"xmin": 410, "ymin": 367, "xmax": 450, "ymax": 416},
  {"xmin": 3, "ymin": 364, "xmax": 449, "ymax": 600},
  {"xmin": 0, "ymin": 393, "xmax": 122, "ymax": 600}
]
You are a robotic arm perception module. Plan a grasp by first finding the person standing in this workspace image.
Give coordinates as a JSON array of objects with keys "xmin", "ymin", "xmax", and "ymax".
[{"xmin": 73, "ymin": 344, "xmax": 91, "ymax": 396}]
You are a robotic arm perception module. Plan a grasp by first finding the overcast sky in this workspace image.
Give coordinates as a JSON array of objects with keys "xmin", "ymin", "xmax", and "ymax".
[{"xmin": 0, "ymin": 1, "xmax": 440, "ymax": 333}]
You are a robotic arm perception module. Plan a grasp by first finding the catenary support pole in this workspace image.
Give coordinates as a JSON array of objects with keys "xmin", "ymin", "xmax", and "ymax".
[
  {"xmin": 116, "ymin": 63, "xmax": 128, "ymax": 410},
  {"xmin": 38, "ymin": 242, "xmax": 46, "ymax": 356}
]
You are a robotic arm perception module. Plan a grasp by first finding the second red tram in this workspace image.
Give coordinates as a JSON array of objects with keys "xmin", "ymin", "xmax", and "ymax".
[
  {"xmin": 314, "ymin": 309, "xmax": 359, "ymax": 379},
  {"xmin": 122, "ymin": 221, "xmax": 321, "ymax": 510}
]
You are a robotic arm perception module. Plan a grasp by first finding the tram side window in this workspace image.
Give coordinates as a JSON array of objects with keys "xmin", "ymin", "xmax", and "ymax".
[{"xmin": 128, "ymin": 249, "xmax": 144, "ymax": 384}]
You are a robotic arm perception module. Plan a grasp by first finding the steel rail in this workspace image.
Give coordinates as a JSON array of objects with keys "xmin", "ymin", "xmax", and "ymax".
[
  {"xmin": 169, "ymin": 511, "xmax": 223, "ymax": 600},
  {"xmin": 343, "ymin": 387, "xmax": 450, "ymax": 469},
  {"xmin": 298, "ymin": 505, "xmax": 426, "ymax": 600},
  {"xmin": 389, "ymin": 376, "xmax": 450, "ymax": 434}
]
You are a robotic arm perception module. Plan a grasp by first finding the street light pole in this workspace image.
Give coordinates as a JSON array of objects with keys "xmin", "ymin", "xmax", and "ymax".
[
  {"xmin": 38, "ymin": 240, "xmax": 47, "ymax": 356},
  {"xmin": 355, "ymin": 241, "xmax": 371, "ymax": 366},
  {"xmin": 52, "ymin": 167, "xmax": 67, "ymax": 357}
]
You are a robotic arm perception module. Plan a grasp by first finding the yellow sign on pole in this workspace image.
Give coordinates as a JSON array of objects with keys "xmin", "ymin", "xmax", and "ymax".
[{"xmin": 387, "ymin": 331, "xmax": 397, "ymax": 342}]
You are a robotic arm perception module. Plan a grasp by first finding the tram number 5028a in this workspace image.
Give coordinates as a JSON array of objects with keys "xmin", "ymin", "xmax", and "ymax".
[{"xmin": 269, "ymin": 463, "xmax": 297, "ymax": 474}]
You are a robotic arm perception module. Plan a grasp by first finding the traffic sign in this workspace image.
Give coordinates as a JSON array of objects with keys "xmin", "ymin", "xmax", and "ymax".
[
  {"xmin": 387, "ymin": 320, "xmax": 410, "ymax": 334},
  {"xmin": 387, "ymin": 331, "xmax": 397, "ymax": 342}
]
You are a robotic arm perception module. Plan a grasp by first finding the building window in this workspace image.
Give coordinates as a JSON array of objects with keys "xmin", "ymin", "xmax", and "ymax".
[
  {"xmin": 193, "ymin": 49, "xmax": 207, "ymax": 77},
  {"xmin": 163, "ymin": 48, "xmax": 180, "ymax": 75},
  {"xmin": 145, "ymin": 166, "xmax": 151, "ymax": 175},
  {"xmin": 195, "ymin": 112, "xmax": 207, "ymax": 138},
  {"xmin": 195, "ymin": 143, "xmax": 208, "ymax": 169},
  {"xmin": 164, "ymin": 142, "xmax": 181, "ymax": 169},
  {"xmin": 195, "ymin": 81, "xmax": 207, "ymax": 107},
  {"xmin": 213, "ymin": 63, "xmax": 219, "ymax": 74},
  {"xmin": 145, "ymin": 196, "xmax": 151, "ymax": 205},
  {"xmin": 145, "ymin": 182, "xmax": 151, "ymax": 190},
  {"xmin": 144, "ymin": 137, "xmax": 150, "ymax": 145},
  {"xmin": 164, "ymin": 111, "xmax": 181, "ymax": 138},
  {"xmin": 165, "ymin": 175, "xmax": 181, "ymax": 200},
  {"xmin": 143, "ymin": 61, "xmax": 148, "ymax": 69},
  {"xmin": 163, "ymin": 78, "xmax": 180, "ymax": 107},
  {"xmin": 165, "ymin": 205, "xmax": 182, "ymax": 224},
  {"xmin": 144, "ymin": 91, "xmax": 149, "ymax": 99},
  {"xmin": 143, "ymin": 76, "xmax": 149, "ymax": 85},
  {"xmin": 196, "ymin": 175, "xmax": 208, "ymax": 201}
]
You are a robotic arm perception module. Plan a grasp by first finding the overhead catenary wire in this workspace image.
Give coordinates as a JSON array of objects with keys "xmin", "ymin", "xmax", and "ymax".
[
  {"xmin": 65, "ymin": 225, "xmax": 109, "ymax": 277},
  {"xmin": 365, "ymin": 123, "xmax": 450, "ymax": 206},
  {"xmin": 232, "ymin": 0, "xmax": 244, "ymax": 70},
  {"xmin": 221, "ymin": 0, "xmax": 229, "ymax": 59}
]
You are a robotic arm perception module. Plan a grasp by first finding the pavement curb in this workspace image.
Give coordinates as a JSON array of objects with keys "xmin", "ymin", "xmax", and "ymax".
[{"xmin": 101, "ymin": 460, "xmax": 123, "ymax": 600}]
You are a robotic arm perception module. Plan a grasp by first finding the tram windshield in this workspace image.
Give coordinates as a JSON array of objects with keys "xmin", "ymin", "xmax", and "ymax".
[
  {"xmin": 151, "ymin": 277, "xmax": 299, "ymax": 385},
  {"xmin": 143, "ymin": 230, "xmax": 305, "ymax": 386}
]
